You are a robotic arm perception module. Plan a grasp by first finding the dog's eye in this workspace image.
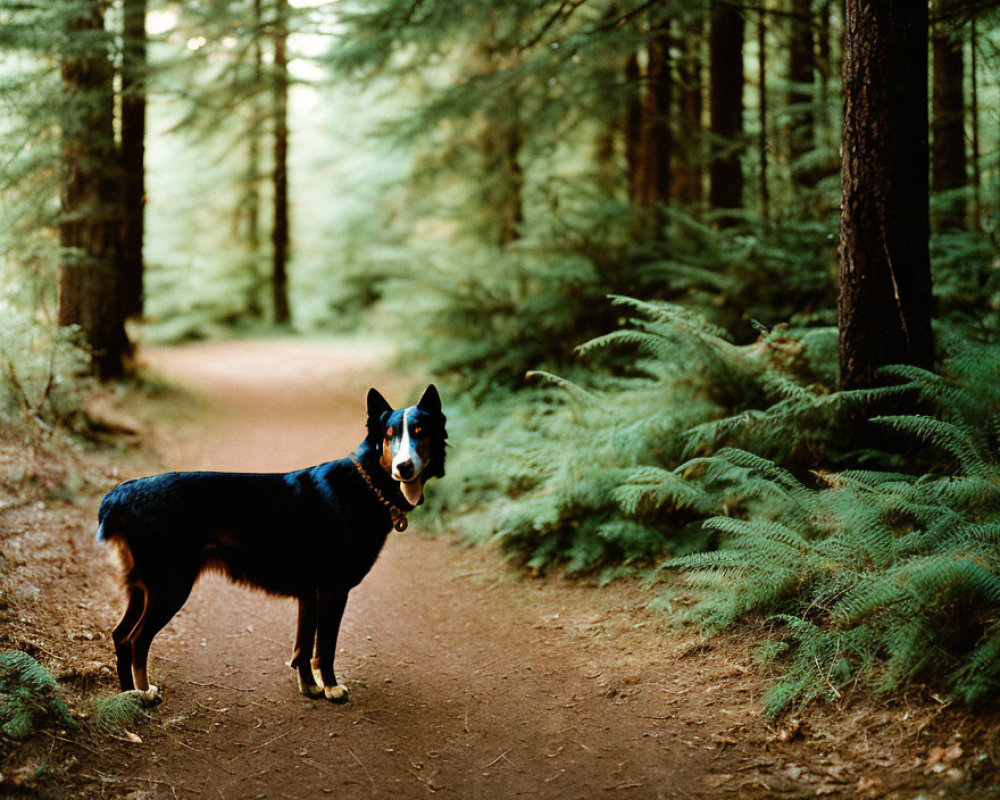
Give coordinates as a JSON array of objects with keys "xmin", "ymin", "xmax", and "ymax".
[
  {"xmin": 385, "ymin": 427, "xmax": 394, "ymax": 437},
  {"xmin": 411, "ymin": 426, "xmax": 423, "ymax": 436}
]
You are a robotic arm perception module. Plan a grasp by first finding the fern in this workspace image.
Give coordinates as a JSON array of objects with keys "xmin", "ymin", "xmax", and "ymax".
[
  {"xmin": 84, "ymin": 692, "xmax": 150, "ymax": 733},
  {"xmin": 0, "ymin": 651, "xmax": 73, "ymax": 740}
]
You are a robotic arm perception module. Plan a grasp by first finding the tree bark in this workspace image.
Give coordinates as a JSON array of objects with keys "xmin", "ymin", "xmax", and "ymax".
[
  {"xmin": 971, "ymin": 15, "xmax": 981, "ymax": 229},
  {"xmin": 931, "ymin": 13, "xmax": 967, "ymax": 230},
  {"xmin": 245, "ymin": 0, "xmax": 265, "ymax": 317},
  {"xmin": 636, "ymin": 29, "xmax": 671, "ymax": 211},
  {"xmin": 496, "ymin": 116, "xmax": 524, "ymax": 247},
  {"xmin": 624, "ymin": 51, "xmax": 644, "ymax": 206},
  {"xmin": 839, "ymin": 0, "xmax": 934, "ymax": 389},
  {"xmin": 673, "ymin": 14, "xmax": 704, "ymax": 208},
  {"xmin": 120, "ymin": 0, "xmax": 146, "ymax": 320},
  {"xmin": 709, "ymin": 0, "xmax": 744, "ymax": 224},
  {"xmin": 758, "ymin": 10, "xmax": 768, "ymax": 220},
  {"xmin": 272, "ymin": 0, "xmax": 291, "ymax": 325},
  {"xmin": 59, "ymin": 0, "xmax": 130, "ymax": 379},
  {"xmin": 788, "ymin": 0, "xmax": 816, "ymax": 183}
]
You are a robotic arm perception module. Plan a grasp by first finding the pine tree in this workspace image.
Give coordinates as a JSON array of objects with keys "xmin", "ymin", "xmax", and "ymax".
[
  {"xmin": 787, "ymin": 0, "xmax": 816, "ymax": 187},
  {"xmin": 121, "ymin": 0, "xmax": 148, "ymax": 319},
  {"xmin": 58, "ymin": 0, "xmax": 131, "ymax": 379},
  {"xmin": 271, "ymin": 0, "xmax": 292, "ymax": 324},
  {"xmin": 673, "ymin": 10, "xmax": 705, "ymax": 209},
  {"xmin": 708, "ymin": 0, "xmax": 745, "ymax": 224},
  {"xmin": 838, "ymin": 0, "xmax": 934, "ymax": 389},
  {"xmin": 931, "ymin": 2, "xmax": 967, "ymax": 230}
]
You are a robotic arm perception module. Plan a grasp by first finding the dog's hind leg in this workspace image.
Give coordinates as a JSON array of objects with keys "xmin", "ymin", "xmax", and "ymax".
[
  {"xmin": 111, "ymin": 584, "xmax": 146, "ymax": 691},
  {"xmin": 128, "ymin": 579, "xmax": 194, "ymax": 700},
  {"xmin": 315, "ymin": 587, "xmax": 350, "ymax": 703},
  {"xmin": 290, "ymin": 594, "xmax": 323, "ymax": 698}
]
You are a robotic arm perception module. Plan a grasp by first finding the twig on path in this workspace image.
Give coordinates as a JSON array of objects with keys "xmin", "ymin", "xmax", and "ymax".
[
  {"xmin": 484, "ymin": 748, "xmax": 513, "ymax": 768},
  {"xmin": 604, "ymin": 780, "xmax": 643, "ymax": 791},
  {"xmin": 170, "ymin": 735, "xmax": 213, "ymax": 756},
  {"xmin": 250, "ymin": 729, "xmax": 289, "ymax": 754},
  {"xmin": 196, "ymin": 700, "xmax": 230, "ymax": 713},
  {"xmin": 42, "ymin": 731, "xmax": 101, "ymax": 755},
  {"xmin": 407, "ymin": 768, "xmax": 441, "ymax": 793},
  {"xmin": 186, "ymin": 678, "xmax": 255, "ymax": 693},
  {"xmin": 77, "ymin": 771, "xmax": 200, "ymax": 796},
  {"xmin": 349, "ymin": 747, "xmax": 377, "ymax": 795},
  {"xmin": 545, "ymin": 769, "xmax": 567, "ymax": 784}
]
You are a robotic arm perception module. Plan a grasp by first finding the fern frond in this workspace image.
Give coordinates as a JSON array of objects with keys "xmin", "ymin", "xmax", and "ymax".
[{"xmin": 872, "ymin": 415, "xmax": 990, "ymax": 476}]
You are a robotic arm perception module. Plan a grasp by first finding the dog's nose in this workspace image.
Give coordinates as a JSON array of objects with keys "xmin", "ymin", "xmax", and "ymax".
[{"xmin": 397, "ymin": 460, "xmax": 415, "ymax": 480}]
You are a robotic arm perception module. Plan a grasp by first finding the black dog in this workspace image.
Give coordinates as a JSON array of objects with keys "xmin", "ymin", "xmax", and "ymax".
[{"xmin": 97, "ymin": 385, "xmax": 446, "ymax": 703}]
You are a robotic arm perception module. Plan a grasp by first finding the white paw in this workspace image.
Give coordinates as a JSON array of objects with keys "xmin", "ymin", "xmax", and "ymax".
[
  {"xmin": 297, "ymin": 673, "xmax": 324, "ymax": 698},
  {"xmin": 323, "ymin": 684, "xmax": 349, "ymax": 703},
  {"xmin": 130, "ymin": 685, "xmax": 162, "ymax": 706}
]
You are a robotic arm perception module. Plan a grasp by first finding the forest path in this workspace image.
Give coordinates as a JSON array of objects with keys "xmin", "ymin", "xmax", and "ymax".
[{"xmin": 117, "ymin": 339, "xmax": 764, "ymax": 799}]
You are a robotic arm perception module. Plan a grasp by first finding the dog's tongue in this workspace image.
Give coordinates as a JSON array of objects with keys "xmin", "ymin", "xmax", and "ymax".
[{"xmin": 400, "ymin": 479, "xmax": 423, "ymax": 507}]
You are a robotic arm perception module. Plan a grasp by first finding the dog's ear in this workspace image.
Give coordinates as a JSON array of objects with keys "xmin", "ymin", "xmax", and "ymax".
[
  {"xmin": 367, "ymin": 388, "xmax": 392, "ymax": 428},
  {"xmin": 420, "ymin": 384, "xmax": 447, "ymax": 480},
  {"xmin": 417, "ymin": 384, "xmax": 441, "ymax": 415}
]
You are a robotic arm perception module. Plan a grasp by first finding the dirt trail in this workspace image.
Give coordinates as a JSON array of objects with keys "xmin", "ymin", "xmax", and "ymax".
[
  {"xmin": 82, "ymin": 339, "xmax": 968, "ymax": 800},
  {"xmin": 105, "ymin": 339, "xmax": 728, "ymax": 800}
]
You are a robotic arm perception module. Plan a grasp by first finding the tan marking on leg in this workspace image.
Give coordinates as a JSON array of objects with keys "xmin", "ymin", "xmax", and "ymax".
[
  {"xmin": 297, "ymin": 672, "xmax": 324, "ymax": 697},
  {"xmin": 132, "ymin": 664, "xmax": 149, "ymax": 692}
]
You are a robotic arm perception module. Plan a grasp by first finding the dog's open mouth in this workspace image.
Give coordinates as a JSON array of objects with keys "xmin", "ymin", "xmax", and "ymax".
[{"xmin": 394, "ymin": 474, "xmax": 424, "ymax": 506}]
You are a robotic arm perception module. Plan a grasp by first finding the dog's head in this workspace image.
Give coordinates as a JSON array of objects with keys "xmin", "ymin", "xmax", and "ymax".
[{"xmin": 366, "ymin": 384, "xmax": 447, "ymax": 506}]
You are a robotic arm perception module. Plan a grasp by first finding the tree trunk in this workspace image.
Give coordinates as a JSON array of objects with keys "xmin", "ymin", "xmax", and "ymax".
[
  {"xmin": 245, "ymin": 0, "xmax": 265, "ymax": 317},
  {"xmin": 709, "ymin": 0, "xmax": 744, "ymax": 224},
  {"xmin": 816, "ymin": 0, "xmax": 835, "ymax": 153},
  {"xmin": 673, "ymin": 15, "xmax": 704, "ymax": 208},
  {"xmin": 120, "ymin": 0, "xmax": 146, "ymax": 320},
  {"xmin": 971, "ymin": 15, "xmax": 981, "ymax": 229},
  {"xmin": 271, "ymin": 0, "xmax": 291, "ymax": 325},
  {"xmin": 59, "ymin": 0, "xmax": 130, "ymax": 379},
  {"xmin": 624, "ymin": 51, "xmax": 644, "ymax": 206},
  {"xmin": 758, "ymin": 10, "xmax": 768, "ymax": 220},
  {"xmin": 931, "ymin": 14, "xmax": 966, "ymax": 230},
  {"xmin": 788, "ymin": 0, "xmax": 816, "ymax": 184},
  {"xmin": 636, "ymin": 29, "xmax": 671, "ymax": 212},
  {"xmin": 496, "ymin": 116, "xmax": 524, "ymax": 247},
  {"xmin": 839, "ymin": 0, "xmax": 934, "ymax": 389}
]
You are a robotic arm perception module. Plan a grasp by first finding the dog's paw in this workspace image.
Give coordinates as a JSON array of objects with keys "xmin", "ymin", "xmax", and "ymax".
[
  {"xmin": 129, "ymin": 685, "xmax": 162, "ymax": 707},
  {"xmin": 323, "ymin": 684, "xmax": 349, "ymax": 704},
  {"xmin": 297, "ymin": 673, "xmax": 324, "ymax": 699}
]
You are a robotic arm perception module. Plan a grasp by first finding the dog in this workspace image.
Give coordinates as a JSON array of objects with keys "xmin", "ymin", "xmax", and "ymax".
[{"xmin": 96, "ymin": 385, "xmax": 446, "ymax": 704}]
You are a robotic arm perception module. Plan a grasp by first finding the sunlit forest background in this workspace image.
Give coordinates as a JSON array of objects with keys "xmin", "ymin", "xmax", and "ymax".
[{"xmin": 4, "ymin": 0, "xmax": 1000, "ymax": 716}]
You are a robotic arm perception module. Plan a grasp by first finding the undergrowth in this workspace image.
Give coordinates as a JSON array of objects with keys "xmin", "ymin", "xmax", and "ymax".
[
  {"xmin": 0, "ymin": 651, "xmax": 73, "ymax": 743},
  {"xmin": 432, "ymin": 297, "xmax": 1000, "ymax": 713},
  {"xmin": 664, "ymin": 342, "xmax": 1000, "ymax": 712},
  {"xmin": 431, "ymin": 298, "xmax": 889, "ymax": 575}
]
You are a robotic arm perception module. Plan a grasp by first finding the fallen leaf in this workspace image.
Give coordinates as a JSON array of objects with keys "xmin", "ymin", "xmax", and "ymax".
[
  {"xmin": 704, "ymin": 773, "xmax": 733, "ymax": 788},
  {"xmin": 856, "ymin": 776, "xmax": 884, "ymax": 798},
  {"xmin": 926, "ymin": 743, "xmax": 963, "ymax": 773}
]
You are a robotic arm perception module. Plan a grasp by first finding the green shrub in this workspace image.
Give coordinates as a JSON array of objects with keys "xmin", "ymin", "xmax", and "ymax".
[
  {"xmin": 666, "ymin": 343, "xmax": 1000, "ymax": 712},
  {"xmin": 0, "ymin": 651, "xmax": 73, "ymax": 740},
  {"xmin": 83, "ymin": 691, "xmax": 149, "ymax": 733}
]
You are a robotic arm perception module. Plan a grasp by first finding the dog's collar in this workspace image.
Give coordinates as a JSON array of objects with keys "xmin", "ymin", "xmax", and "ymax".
[{"xmin": 350, "ymin": 455, "xmax": 410, "ymax": 532}]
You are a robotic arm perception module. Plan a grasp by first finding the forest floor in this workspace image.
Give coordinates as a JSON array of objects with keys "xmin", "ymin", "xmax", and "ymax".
[{"xmin": 1, "ymin": 338, "xmax": 999, "ymax": 800}]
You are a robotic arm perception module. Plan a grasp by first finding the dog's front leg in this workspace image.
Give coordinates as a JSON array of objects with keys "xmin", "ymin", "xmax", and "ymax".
[
  {"xmin": 314, "ymin": 587, "xmax": 350, "ymax": 703},
  {"xmin": 290, "ymin": 594, "xmax": 323, "ymax": 698}
]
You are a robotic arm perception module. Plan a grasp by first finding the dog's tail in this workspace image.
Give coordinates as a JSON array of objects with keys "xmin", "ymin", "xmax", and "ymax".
[{"xmin": 95, "ymin": 486, "xmax": 128, "ymax": 543}]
